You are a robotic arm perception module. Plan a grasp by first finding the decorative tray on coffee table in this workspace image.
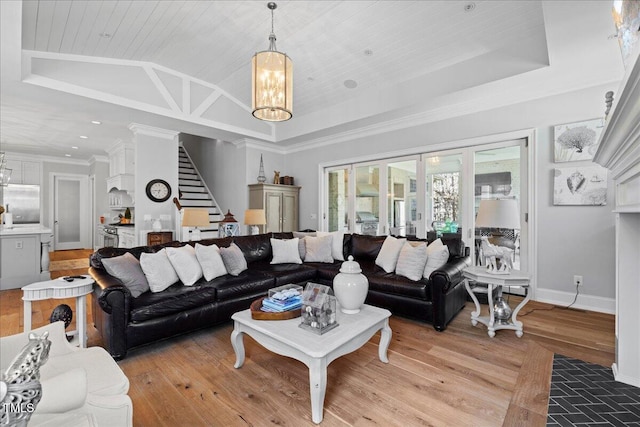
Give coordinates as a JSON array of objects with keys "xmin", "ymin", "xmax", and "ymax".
[{"xmin": 250, "ymin": 297, "xmax": 302, "ymax": 320}]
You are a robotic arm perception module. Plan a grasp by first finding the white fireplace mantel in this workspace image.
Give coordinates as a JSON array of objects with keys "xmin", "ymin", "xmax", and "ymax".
[{"xmin": 594, "ymin": 42, "xmax": 640, "ymax": 388}]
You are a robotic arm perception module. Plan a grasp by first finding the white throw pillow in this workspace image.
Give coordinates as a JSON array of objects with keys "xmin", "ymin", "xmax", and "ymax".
[
  {"xmin": 270, "ymin": 238, "xmax": 303, "ymax": 264},
  {"xmin": 140, "ymin": 249, "xmax": 180, "ymax": 292},
  {"xmin": 166, "ymin": 245, "xmax": 203, "ymax": 287},
  {"xmin": 395, "ymin": 241, "xmax": 428, "ymax": 281},
  {"xmin": 423, "ymin": 239, "xmax": 450, "ymax": 278},
  {"xmin": 316, "ymin": 231, "xmax": 345, "ymax": 261},
  {"xmin": 195, "ymin": 243, "xmax": 228, "ymax": 281},
  {"xmin": 375, "ymin": 235, "xmax": 406, "ymax": 273},
  {"xmin": 303, "ymin": 235, "xmax": 334, "ymax": 263}
]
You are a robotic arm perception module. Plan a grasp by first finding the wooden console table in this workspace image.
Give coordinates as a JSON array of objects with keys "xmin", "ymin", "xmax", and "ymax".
[{"xmin": 147, "ymin": 231, "xmax": 173, "ymax": 246}]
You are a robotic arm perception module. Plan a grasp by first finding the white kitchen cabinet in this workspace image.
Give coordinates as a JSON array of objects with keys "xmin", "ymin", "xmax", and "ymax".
[
  {"xmin": 4, "ymin": 159, "xmax": 40, "ymax": 185},
  {"xmin": 249, "ymin": 184, "xmax": 300, "ymax": 233},
  {"xmin": 106, "ymin": 141, "xmax": 135, "ymax": 196},
  {"xmin": 107, "ymin": 141, "xmax": 135, "ymax": 176}
]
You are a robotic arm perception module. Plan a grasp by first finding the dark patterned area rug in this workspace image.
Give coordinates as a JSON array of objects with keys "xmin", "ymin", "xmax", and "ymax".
[{"xmin": 547, "ymin": 354, "xmax": 640, "ymax": 426}]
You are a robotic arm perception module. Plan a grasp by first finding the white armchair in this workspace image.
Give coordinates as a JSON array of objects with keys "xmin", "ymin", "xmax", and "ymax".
[{"xmin": 0, "ymin": 321, "xmax": 132, "ymax": 427}]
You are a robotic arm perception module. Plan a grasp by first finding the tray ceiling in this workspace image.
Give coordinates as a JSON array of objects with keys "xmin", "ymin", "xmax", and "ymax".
[{"xmin": 0, "ymin": 1, "xmax": 624, "ymax": 159}]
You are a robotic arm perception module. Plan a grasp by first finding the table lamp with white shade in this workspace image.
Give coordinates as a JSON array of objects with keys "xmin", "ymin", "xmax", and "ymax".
[
  {"xmin": 182, "ymin": 208, "xmax": 210, "ymax": 241},
  {"xmin": 475, "ymin": 198, "xmax": 521, "ymax": 323},
  {"xmin": 244, "ymin": 209, "xmax": 266, "ymax": 235},
  {"xmin": 475, "ymin": 198, "xmax": 520, "ymax": 274}
]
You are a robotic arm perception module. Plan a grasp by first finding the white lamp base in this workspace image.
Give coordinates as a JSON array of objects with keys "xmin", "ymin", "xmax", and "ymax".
[
  {"xmin": 190, "ymin": 228, "xmax": 202, "ymax": 241},
  {"xmin": 250, "ymin": 225, "xmax": 260, "ymax": 235}
]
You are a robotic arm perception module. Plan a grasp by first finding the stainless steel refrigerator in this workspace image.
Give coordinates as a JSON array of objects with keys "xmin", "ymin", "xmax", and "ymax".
[{"xmin": 1, "ymin": 184, "xmax": 41, "ymax": 224}]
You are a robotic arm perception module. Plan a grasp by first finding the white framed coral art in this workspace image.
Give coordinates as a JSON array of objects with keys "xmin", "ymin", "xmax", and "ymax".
[
  {"xmin": 553, "ymin": 164, "xmax": 608, "ymax": 206},
  {"xmin": 553, "ymin": 118, "xmax": 605, "ymax": 162}
]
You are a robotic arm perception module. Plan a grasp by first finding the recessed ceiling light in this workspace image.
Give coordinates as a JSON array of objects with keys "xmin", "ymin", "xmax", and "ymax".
[
  {"xmin": 464, "ymin": 2, "xmax": 476, "ymax": 12},
  {"xmin": 71, "ymin": 146, "xmax": 79, "ymax": 150},
  {"xmin": 344, "ymin": 79, "xmax": 358, "ymax": 89},
  {"xmin": 91, "ymin": 120, "xmax": 102, "ymax": 125},
  {"xmin": 99, "ymin": 33, "xmax": 112, "ymax": 38},
  {"xmin": 364, "ymin": 49, "xmax": 373, "ymax": 56},
  {"xmin": 79, "ymin": 135, "xmax": 88, "ymax": 139},
  {"xmin": 65, "ymin": 154, "xmax": 71, "ymax": 157}
]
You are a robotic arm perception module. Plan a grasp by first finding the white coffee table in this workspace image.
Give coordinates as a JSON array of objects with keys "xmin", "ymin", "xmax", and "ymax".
[
  {"xmin": 22, "ymin": 276, "xmax": 94, "ymax": 348},
  {"xmin": 231, "ymin": 304, "xmax": 392, "ymax": 424}
]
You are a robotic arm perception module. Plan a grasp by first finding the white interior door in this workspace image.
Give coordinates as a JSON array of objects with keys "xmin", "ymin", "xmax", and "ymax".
[{"xmin": 53, "ymin": 174, "xmax": 90, "ymax": 250}]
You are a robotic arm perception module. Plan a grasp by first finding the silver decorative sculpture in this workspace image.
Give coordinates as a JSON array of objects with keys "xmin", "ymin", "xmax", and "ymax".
[
  {"xmin": 0, "ymin": 331, "xmax": 51, "ymax": 427},
  {"xmin": 480, "ymin": 236, "xmax": 514, "ymax": 274},
  {"xmin": 257, "ymin": 154, "xmax": 267, "ymax": 183}
]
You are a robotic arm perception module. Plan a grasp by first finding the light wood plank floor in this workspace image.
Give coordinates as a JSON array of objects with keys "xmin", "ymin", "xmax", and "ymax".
[{"xmin": 0, "ymin": 250, "xmax": 615, "ymax": 426}]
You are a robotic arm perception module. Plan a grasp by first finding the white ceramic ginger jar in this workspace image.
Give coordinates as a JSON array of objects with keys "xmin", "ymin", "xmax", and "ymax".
[{"xmin": 333, "ymin": 255, "xmax": 369, "ymax": 314}]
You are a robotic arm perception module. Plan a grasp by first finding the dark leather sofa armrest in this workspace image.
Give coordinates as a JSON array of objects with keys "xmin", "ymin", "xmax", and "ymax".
[
  {"xmin": 430, "ymin": 252, "xmax": 471, "ymax": 331},
  {"xmin": 430, "ymin": 255, "xmax": 471, "ymax": 294},
  {"xmin": 89, "ymin": 267, "xmax": 131, "ymax": 315}
]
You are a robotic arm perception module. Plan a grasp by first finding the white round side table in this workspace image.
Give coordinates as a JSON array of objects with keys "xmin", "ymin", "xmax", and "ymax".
[
  {"xmin": 463, "ymin": 266, "xmax": 531, "ymax": 338},
  {"xmin": 22, "ymin": 276, "xmax": 94, "ymax": 348}
]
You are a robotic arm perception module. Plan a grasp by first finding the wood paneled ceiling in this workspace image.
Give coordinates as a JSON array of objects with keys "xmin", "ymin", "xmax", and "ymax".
[{"xmin": 0, "ymin": 1, "xmax": 624, "ymax": 159}]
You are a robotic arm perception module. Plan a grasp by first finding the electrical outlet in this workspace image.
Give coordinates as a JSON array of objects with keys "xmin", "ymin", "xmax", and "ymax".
[
  {"xmin": 573, "ymin": 275, "xmax": 583, "ymax": 286},
  {"xmin": 15, "ymin": 241, "xmax": 23, "ymax": 249}
]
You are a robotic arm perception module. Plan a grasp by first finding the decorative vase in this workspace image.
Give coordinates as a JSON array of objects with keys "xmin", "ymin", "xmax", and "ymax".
[
  {"xmin": 152, "ymin": 219, "xmax": 162, "ymax": 231},
  {"xmin": 493, "ymin": 296, "xmax": 512, "ymax": 323},
  {"xmin": 333, "ymin": 256, "xmax": 369, "ymax": 314}
]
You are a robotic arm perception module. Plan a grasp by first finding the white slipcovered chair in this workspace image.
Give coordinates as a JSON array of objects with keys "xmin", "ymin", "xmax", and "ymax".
[{"xmin": 0, "ymin": 321, "xmax": 132, "ymax": 426}]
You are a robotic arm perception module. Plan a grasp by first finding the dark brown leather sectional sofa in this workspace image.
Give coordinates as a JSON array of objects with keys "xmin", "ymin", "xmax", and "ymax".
[{"xmin": 89, "ymin": 232, "xmax": 470, "ymax": 359}]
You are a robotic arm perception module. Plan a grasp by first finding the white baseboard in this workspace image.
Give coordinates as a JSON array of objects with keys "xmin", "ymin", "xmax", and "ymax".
[
  {"xmin": 535, "ymin": 287, "xmax": 615, "ymax": 314},
  {"xmin": 612, "ymin": 363, "xmax": 640, "ymax": 388}
]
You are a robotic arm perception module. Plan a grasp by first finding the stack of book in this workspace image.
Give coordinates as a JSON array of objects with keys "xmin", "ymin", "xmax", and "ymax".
[{"xmin": 261, "ymin": 288, "xmax": 302, "ymax": 312}]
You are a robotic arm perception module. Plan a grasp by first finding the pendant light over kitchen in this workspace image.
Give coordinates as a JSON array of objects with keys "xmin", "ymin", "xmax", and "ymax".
[{"xmin": 251, "ymin": 2, "xmax": 293, "ymax": 122}]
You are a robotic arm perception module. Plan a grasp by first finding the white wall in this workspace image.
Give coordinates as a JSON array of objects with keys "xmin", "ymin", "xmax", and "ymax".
[
  {"xmin": 90, "ymin": 158, "xmax": 109, "ymax": 247},
  {"xmin": 181, "ymin": 135, "xmax": 247, "ymax": 222},
  {"xmin": 41, "ymin": 161, "xmax": 91, "ymax": 229},
  {"xmin": 245, "ymin": 145, "xmax": 285, "ymax": 186},
  {"xmin": 283, "ymin": 83, "xmax": 617, "ymax": 311},
  {"xmin": 180, "ymin": 83, "xmax": 617, "ymax": 312},
  {"xmin": 132, "ymin": 124, "xmax": 179, "ymax": 244}
]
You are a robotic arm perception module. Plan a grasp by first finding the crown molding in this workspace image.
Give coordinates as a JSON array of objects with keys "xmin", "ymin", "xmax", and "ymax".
[
  {"xmin": 283, "ymin": 76, "xmax": 622, "ymax": 155},
  {"xmin": 128, "ymin": 123, "xmax": 179, "ymax": 140},
  {"xmin": 231, "ymin": 138, "xmax": 286, "ymax": 154},
  {"xmin": 89, "ymin": 155, "xmax": 109, "ymax": 164}
]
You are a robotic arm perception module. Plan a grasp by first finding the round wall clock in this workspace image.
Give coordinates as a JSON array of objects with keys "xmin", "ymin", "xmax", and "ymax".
[{"xmin": 145, "ymin": 179, "xmax": 171, "ymax": 202}]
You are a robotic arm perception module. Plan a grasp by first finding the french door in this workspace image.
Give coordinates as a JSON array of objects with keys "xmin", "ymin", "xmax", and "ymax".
[{"xmin": 323, "ymin": 138, "xmax": 528, "ymax": 270}]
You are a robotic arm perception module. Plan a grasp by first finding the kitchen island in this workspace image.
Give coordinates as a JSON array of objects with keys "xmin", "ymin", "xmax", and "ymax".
[{"xmin": 0, "ymin": 224, "xmax": 53, "ymax": 290}]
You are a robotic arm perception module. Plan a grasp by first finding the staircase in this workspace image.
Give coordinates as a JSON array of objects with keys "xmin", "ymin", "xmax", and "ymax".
[{"xmin": 178, "ymin": 146, "xmax": 222, "ymax": 239}]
